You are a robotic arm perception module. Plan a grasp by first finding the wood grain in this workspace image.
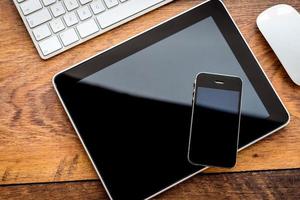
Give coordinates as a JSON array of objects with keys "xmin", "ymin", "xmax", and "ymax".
[
  {"xmin": 0, "ymin": 0, "xmax": 300, "ymax": 185},
  {"xmin": 1, "ymin": 169, "xmax": 299, "ymax": 200}
]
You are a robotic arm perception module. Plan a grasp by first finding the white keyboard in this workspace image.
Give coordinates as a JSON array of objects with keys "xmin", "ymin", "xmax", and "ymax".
[{"xmin": 13, "ymin": 0, "xmax": 172, "ymax": 59}]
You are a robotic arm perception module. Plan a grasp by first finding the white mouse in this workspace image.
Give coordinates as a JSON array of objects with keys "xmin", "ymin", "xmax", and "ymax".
[{"xmin": 257, "ymin": 4, "xmax": 300, "ymax": 86}]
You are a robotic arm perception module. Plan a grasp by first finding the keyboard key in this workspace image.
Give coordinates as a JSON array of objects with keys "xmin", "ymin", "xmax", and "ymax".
[
  {"xmin": 76, "ymin": 19, "xmax": 99, "ymax": 38},
  {"xmin": 77, "ymin": 6, "xmax": 92, "ymax": 21},
  {"xmin": 26, "ymin": 8, "xmax": 52, "ymax": 28},
  {"xmin": 42, "ymin": 0, "xmax": 56, "ymax": 6},
  {"xmin": 63, "ymin": 12, "xmax": 79, "ymax": 26},
  {"xmin": 90, "ymin": 0, "xmax": 105, "ymax": 15},
  {"xmin": 79, "ymin": 0, "xmax": 92, "ymax": 5},
  {"xmin": 50, "ymin": 18, "xmax": 65, "ymax": 33},
  {"xmin": 39, "ymin": 36, "xmax": 62, "ymax": 56},
  {"xmin": 50, "ymin": 2, "xmax": 66, "ymax": 17},
  {"xmin": 97, "ymin": 0, "xmax": 164, "ymax": 29},
  {"xmin": 63, "ymin": 0, "xmax": 79, "ymax": 11},
  {"xmin": 60, "ymin": 28, "xmax": 79, "ymax": 46},
  {"xmin": 17, "ymin": 0, "xmax": 26, "ymax": 3},
  {"xmin": 20, "ymin": 0, "xmax": 42, "ymax": 15},
  {"xmin": 97, "ymin": 0, "xmax": 164, "ymax": 28},
  {"xmin": 103, "ymin": 0, "xmax": 118, "ymax": 9},
  {"xmin": 32, "ymin": 24, "xmax": 51, "ymax": 41}
]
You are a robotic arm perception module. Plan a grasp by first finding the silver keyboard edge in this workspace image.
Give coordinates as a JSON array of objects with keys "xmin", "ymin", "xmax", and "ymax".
[{"xmin": 13, "ymin": 0, "xmax": 174, "ymax": 59}]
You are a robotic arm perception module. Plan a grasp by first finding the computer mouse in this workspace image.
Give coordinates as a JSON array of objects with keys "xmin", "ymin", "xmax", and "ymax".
[{"xmin": 257, "ymin": 4, "xmax": 300, "ymax": 86}]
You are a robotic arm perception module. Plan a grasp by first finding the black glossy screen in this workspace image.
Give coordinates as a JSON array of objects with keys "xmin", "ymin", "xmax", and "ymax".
[
  {"xmin": 67, "ymin": 16, "xmax": 267, "ymax": 199},
  {"xmin": 189, "ymin": 87, "xmax": 241, "ymax": 168},
  {"xmin": 54, "ymin": 1, "xmax": 289, "ymax": 199}
]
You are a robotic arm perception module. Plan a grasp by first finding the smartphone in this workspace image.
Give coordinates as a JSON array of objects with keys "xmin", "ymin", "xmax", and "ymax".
[{"xmin": 188, "ymin": 73, "xmax": 242, "ymax": 168}]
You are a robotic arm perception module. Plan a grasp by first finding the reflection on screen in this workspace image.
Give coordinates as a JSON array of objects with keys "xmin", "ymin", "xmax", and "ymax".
[
  {"xmin": 196, "ymin": 87, "xmax": 240, "ymax": 114},
  {"xmin": 82, "ymin": 17, "xmax": 269, "ymax": 118}
]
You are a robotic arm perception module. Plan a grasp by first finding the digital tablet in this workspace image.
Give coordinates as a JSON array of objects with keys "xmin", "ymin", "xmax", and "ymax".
[{"xmin": 53, "ymin": 0, "xmax": 289, "ymax": 199}]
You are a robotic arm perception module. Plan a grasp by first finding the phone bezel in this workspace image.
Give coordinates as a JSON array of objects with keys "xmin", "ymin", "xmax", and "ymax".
[{"xmin": 188, "ymin": 73, "xmax": 242, "ymax": 168}]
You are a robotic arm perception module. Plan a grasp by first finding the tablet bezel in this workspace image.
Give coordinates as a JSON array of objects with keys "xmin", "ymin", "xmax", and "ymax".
[{"xmin": 53, "ymin": 0, "xmax": 290, "ymax": 199}]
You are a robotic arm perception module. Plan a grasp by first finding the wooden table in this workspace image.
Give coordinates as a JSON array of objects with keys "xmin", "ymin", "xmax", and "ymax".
[{"xmin": 1, "ymin": 0, "xmax": 300, "ymax": 199}]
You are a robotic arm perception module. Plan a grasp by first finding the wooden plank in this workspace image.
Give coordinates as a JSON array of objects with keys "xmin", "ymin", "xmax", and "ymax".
[
  {"xmin": 0, "ymin": 0, "xmax": 299, "ymax": 185},
  {"xmin": 1, "ymin": 169, "xmax": 299, "ymax": 199}
]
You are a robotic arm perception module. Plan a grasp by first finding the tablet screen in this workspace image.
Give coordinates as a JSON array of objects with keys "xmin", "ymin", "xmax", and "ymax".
[
  {"xmin": 72, "ymin": 16, "xmax": 270, "ymax": 199},
  {"xmin": 55, "ymin": 1, "xmax": 288, "ymax": 199},
  {"xmin": 82, "ymin": 17, "xmax": 269, "ymax": 118}
]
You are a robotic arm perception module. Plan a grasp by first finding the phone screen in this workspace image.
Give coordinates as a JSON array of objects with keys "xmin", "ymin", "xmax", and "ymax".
[{"xmin": 188, "ymin": 73, "xmax": 242, "ymax": 168}]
